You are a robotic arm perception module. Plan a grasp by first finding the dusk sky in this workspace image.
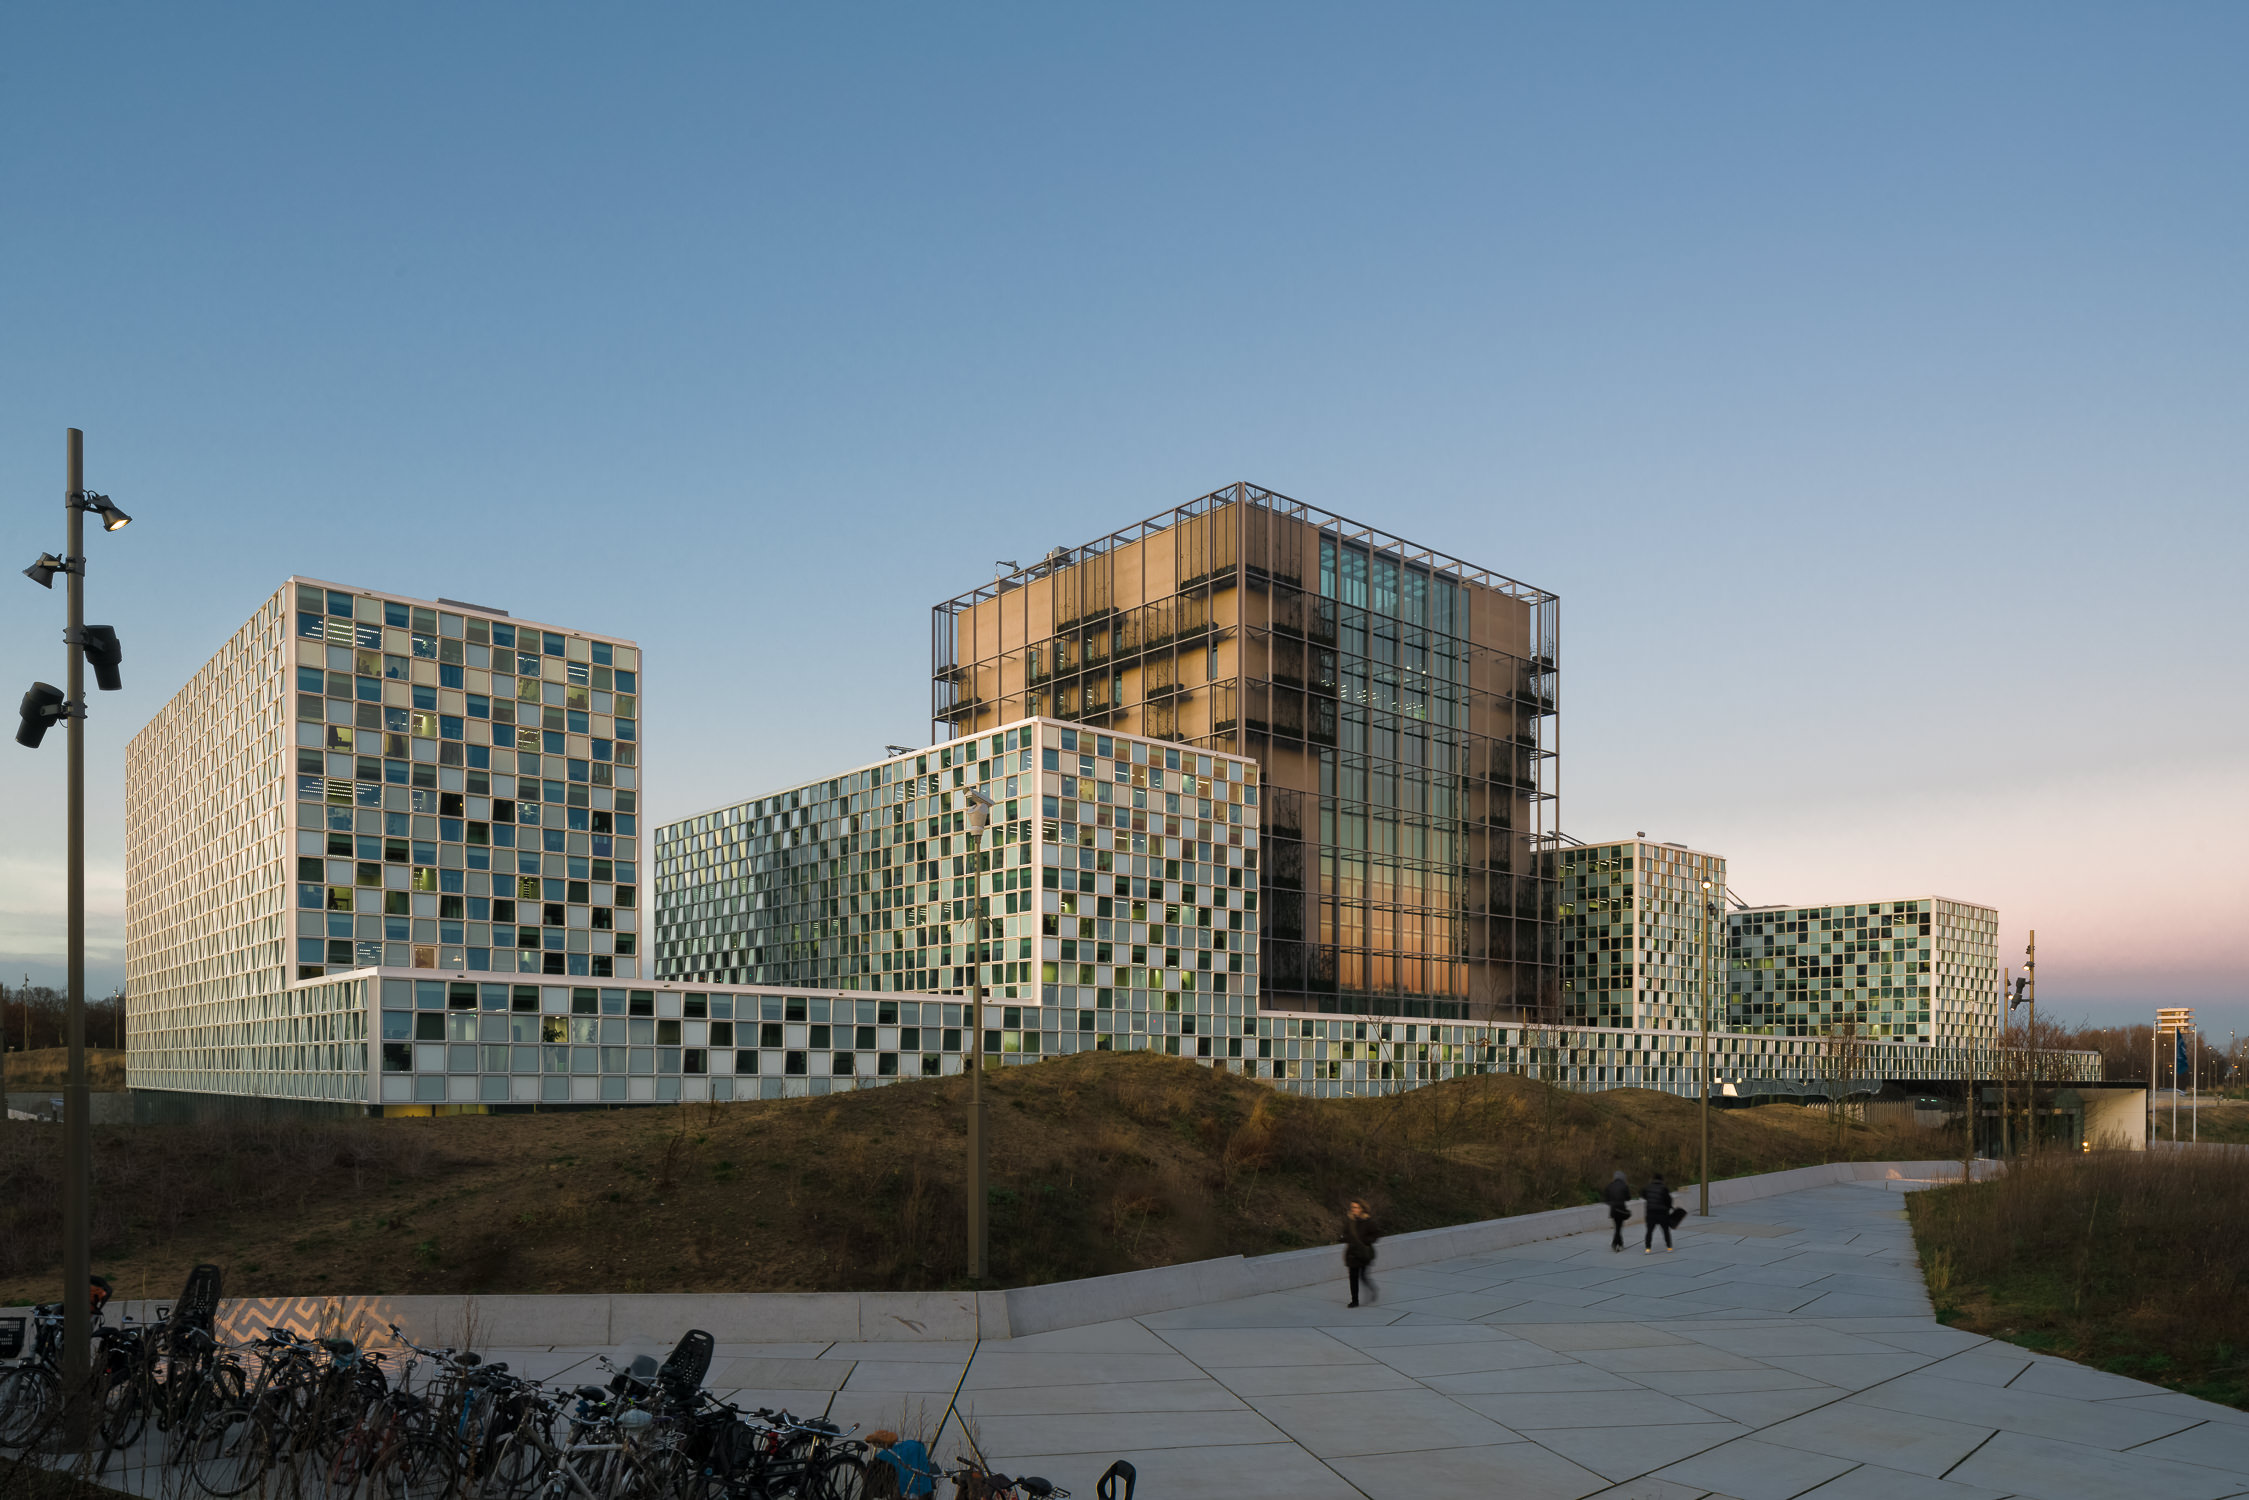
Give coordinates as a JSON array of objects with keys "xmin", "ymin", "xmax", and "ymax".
[{"xmin": 3, "ymin": 5, "xmax": 2242, "ymax": 1041}]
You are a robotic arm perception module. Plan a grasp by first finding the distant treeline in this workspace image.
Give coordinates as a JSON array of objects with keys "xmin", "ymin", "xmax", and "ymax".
[{"xmin": 1, "ymin": 983, "xmax": 127, "ymax": 1053}]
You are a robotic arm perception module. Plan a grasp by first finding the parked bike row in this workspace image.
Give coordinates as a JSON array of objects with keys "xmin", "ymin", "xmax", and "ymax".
[{"xmin": 0, "ymin": 1269, "xmax": 1136, "ymax": 1500}]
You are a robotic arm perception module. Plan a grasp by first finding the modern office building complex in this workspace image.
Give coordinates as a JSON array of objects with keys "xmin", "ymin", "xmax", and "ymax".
[
  {"xmin": 652, "ymin": 718, "xmax": 1267, "ymax": 1063},
  {"xmin": 930, "ymin": 482, "xmax": 1560, "ymax": 1024},
  {"xmin": 1726, "ymin": 897, "xmax": 2001, "ymax": 1049},
  {"xmin": 124, "ymin": 578, "xmax": 642, "ymax": 1102},
  {"xmin": 1560, "ymin": 839, "xmax": 1728, "ymax": 1032}
]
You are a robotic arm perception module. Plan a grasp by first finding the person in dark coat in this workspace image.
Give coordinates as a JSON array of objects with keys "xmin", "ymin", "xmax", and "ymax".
[
  {"xmin": 1603, "ymin": 1169, "xmax": 1632, "ymax": 1253},
  {"xmin": 1343, "ymin": 1200, "xmax": 1382, "ymax": 1306},
  {"xmin": 1643, "ymin": 1172, "xmax": 1675, "ymax": 1252}
]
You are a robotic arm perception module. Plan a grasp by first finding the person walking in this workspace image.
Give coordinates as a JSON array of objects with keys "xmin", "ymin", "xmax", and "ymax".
[
  {"xmin": 1643, "ymin": 1172, "xmax": 1675, "ymax": 1252},
  {"xmin": 1603, "ymin": 1169, "xmax": 1632, "ymax": 1252},
  {"xmin": 1343, "ymin": 1200, "xmax": 1382, "ymax": 1306}
]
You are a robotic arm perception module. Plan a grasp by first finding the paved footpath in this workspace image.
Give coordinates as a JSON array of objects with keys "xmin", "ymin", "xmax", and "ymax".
[{"xmin": 483, "ymin": 1179, "xmax": 2247, "ymax": 1500}]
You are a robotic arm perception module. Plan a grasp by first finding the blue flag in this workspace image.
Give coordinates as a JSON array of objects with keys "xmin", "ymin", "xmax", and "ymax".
[{"xmin": 2177, "ymin": 1032, "xmax": 2190, "ymax": 1079}]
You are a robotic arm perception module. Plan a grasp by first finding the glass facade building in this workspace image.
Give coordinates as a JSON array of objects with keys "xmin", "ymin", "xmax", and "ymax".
[
  {"xmin": 1560, "ymin": 840, "xmax": 1728, "ymax": 1032},
  {"xmin": 932, "ymin": 483, "xmax": 1560, "ymax": 1024},
  {"xmin": 1727, "ymin": 897, "xmax": 2001, "ymax": 1048},
  {"xmin": 652, "ymin": 719, "xmax": 1266, "ymax": 1060},
  {"xmin": 124, "ymin": 578, "xmax": 641, "ymax": 1102}
]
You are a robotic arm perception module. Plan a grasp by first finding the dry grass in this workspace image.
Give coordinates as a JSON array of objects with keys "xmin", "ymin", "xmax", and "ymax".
[
  {"xmin": 2153, "ymin": 1098, "xmax": 2249, "ymax": 1146},
  {"xmin": 2, "ymin": 1052, "xmax": 1951, "ymax": 1302},
  {"xmin": 3, "ymin": 1048, "xmax": 127, "ymax": 1092},
  {"xmin": 1909, "ymin": 1150, "xmax": 2249, "ymax": 1409}
]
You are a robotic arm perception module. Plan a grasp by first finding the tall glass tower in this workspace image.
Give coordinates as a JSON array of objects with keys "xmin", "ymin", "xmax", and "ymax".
[{"xmin": 932, "ymin": 483, "xmax": 1560, "ymax": 1023}]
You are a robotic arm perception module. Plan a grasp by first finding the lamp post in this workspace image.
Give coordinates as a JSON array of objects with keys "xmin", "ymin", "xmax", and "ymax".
[
  {"xmin": 1700, "ymin": 880, "xmax": 1718, "ymax": 1217},
  {"xmin": 15, "ymin": 428, "xmax": 131, "ymax": 1439},
  {"xmin": 960, "ymin": 786, "xmax": 994, "ymax": 1283}
]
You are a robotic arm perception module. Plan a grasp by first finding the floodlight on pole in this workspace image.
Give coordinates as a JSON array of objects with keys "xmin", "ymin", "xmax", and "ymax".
[
  {"xmin": 79, "ymin": 627, "xmax": 123, "ymax": 694},
  {"xmin": 70, "ymin": 490, "xmax": 131, "ymax": 532},
  {"xmin": 16, "ymin": 683, "xmax": 68, "ymax": 748}
]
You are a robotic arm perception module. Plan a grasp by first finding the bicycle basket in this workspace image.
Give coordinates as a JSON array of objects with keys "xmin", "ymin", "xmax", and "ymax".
[{"xmin": 658, "ymin": 1329, "xmax": 715, "ymax": 1401}]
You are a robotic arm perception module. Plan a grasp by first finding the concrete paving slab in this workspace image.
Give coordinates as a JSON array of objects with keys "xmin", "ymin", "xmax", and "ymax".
[
  {"xmin": 1586, "ymin": 1478, "xmax": 1716, "ymax": 1500},
  {"xmin": 1751, "ymin": 1352, "xmax": 1934, "ymax": 1389},
  {"xmin": 960, "ymin": 1350, "xmax": 1204, "ymax": 1389},
  {"xmin": 1669, "ymin": 1385, "xmax": 1842, "ymax": 1427},
  {"xmin": 1495, "ymin": 1282, "xmax": 1655, "ymax": 1309},
  {"xmin": 1914, "ymin": 1348, "xmax": 2034, "ymax": 1387},
  {"xmin": 1506, "ymin": 1323, "xmax": 1691, "ymax": 1352},
  {"xmin": 969, "ymin": 1407, "xmax": 1286, "ymax": 1457},
  {"xmin": 1525, "ymin": 1422, "xmax": 1755, "ymax": 1483},
  {"xmin": 706, "ymin": 1341, "xmax": 839, "ymax": 1360},
  {"xmin": 1243, "ymin": 1387, "xmax": 1527, "ymax": 1458},
  {"xmin": 1421, "ymin": 1364, "xmax": 1649, "ymax": 1397},
  {"xmin": 2005, "ymin": 1355, "xmax": 2171, "ymax": 1402},
  {"xmin": 955, "ymin": 1377, "xmax": 1246, "ymax": 1416},
  {"xmin": 1401, "ymin": 1289, "xmax": 1565, "ymax": 1321},
  {"xmin": 1633, "ymin": 1368, "xmax": 1841, "ymax": 1397},
  {"xmin": 1138, "ymin": 1291, "xmax": 1374, "ymax": 1329},
  {"xmin": 1322, "ymin": 1320, "xmax": 1535, "ymax": 1348},
  {"xmin": 1670, "ymin": 1326, "xmax": 1906, "ymax": 1358},
  {"xmin": 2123, "ymin": 1418, "xmax": 2249, "ymax": 1472},
  {"xmin": 1754, "ymin": 1401, "xmax": 1995, "ymax": 1477},
  {"xmin": 1151, "ymin": 1326, "xmax": 1370, "ymax": 1368},
  {"xmin": 1459, "ymin": 1390, "xmax": 1733, "ymax": 1431},
  {"xmin": 1786, "ymin": 1293, "xmax": 1933, "ymax": 1320},
  {"xmin": 1945, "ymin": 1428, "xmax": 2249, "ymax": 1500},
  {"xmin": 1577, "ymin": 1345, "xmax": 1771, "ymax": 1375},
  {"xmin": 1791, "ymin": 1462, "xmax": 2012, "ymax": 1500},
  {"xmin": 1655, "ymin": 1436, "xmax": 1859, "ymax": 1500},
  {"xmin": 820, "ymin": 1340, "xmax": 977, "ymax": 1362},
  {"xmin": 998, "ymin": 1318, "xmax": 1178, "ymax": 1354},
  {"xmin": 1853, "ymin": 1370, "xmax": 2202, "ymax": 1451},
  {"xmin": 1210, "ymin": 1360, "xmax": 1427, "ymax": 1396},
  {"xmin": 1365, "ymin": 1337, "xmax": 1581, "ymax": 1378},
  {"xmin": 710, "ymin": 1355, "xmax": 859, "ymax": 1390},
  {"xmin": 1331, "ymin": 1440, "xmax": 1610, "ymax": 1500},
  {"xmin": 832, "ymin": 1359, "xmax": 967, "ymax": 1393},
  {"xmin": 2103, "ymin": 1392, "xmax": 2249, "ymax": 1427},
  {"xmin": 989, "ymin": 1441, "xmax": 1363, "ymax": 1500},
  {"xmin": 1848, "ymin": 1328, "xmax": 1990, "ymax": 1358}
]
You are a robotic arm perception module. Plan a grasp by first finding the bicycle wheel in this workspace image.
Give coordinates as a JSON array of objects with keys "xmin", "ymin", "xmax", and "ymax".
[
  {"xmin": 371, "ymin": 1432, "xmax": 453, "ymax": 1500},
  {"xmin": 187, "ymin": 1407, "xmax": 275, "ymax": 1497},
  {"xmin": 812, "ymin": 1455, "xmax": 868, "ymax": 1500},
  {"xmin": 0, "ymin": 1366, "xmax": 57, "ymax": 1449},
  {"xmin": 99, "ymin": 1371, "xmax": 151, "ymax": 1450}
]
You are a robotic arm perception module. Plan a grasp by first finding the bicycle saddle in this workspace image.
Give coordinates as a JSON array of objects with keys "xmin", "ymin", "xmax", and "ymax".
[
  {"xmin": 1019, "ymin": 1479, "xmax": 1057, "ymax": 1497},
  {"xmin": 573, "ymin": 1386, "xmax": 608, "ymax": 1402}
]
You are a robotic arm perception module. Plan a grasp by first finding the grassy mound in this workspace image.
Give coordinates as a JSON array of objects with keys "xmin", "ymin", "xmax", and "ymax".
[
  {"xmin": 3, "ymin": 1048, "xmax": 127, "ymax": 1091},
  {"xmin": 4, "ymin": 1051, "xmax": 1949, "ymax": 1300},
  {"xmin": 1909, "ymin": 1150, "xmax": 2249, "ymax": 1409}
]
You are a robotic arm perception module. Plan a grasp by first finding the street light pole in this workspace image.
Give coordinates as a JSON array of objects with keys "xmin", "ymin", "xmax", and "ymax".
[
  {"xmin": 61, "ymin": 431, "xmax": 93, "ymax": 1438},
  {"xmin": 2023, "ymin": 930, "xmax": 2036, "ymax": 1158},
  {"xmin": 961, "ymin": 787, "xmax": 994, "ymax": 1284},
  {"xmin": 1700, "ymin": 882, "xmax": 1717, "ymax": 1217},
  {"xmin": 15, "ymin": 430, "xmax": 130, "ymax": 1438}
]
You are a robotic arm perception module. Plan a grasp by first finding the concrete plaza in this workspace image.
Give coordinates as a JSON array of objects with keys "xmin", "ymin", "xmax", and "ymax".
[{"xmin": 470, "ymin": 1176, "xmax": 2246, "ymax": 1499}]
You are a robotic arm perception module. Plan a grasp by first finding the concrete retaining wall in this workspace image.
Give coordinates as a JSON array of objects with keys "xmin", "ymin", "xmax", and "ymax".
[{"xmin": 7, "ymin": 1158, "xmax": 1992, "ymax": 1350}]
